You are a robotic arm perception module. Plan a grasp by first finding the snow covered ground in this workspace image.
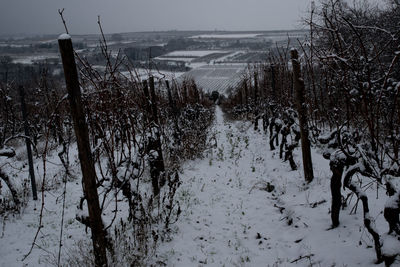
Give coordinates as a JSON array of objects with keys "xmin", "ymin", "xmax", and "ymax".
[
  {"xmin": 120, "ymin": 68, "xmax": 185, "ymax": 80},
  {"xmin": 155, "ymin": 50, "xmax": 231, "ymax": 66},
  {"xmin": 163, "ymin": 50, "xmax": 227, "ymax": 58},
  {"xmin": 12, "ymin": 54, "xmax": 59, "ymax": 64},
  {"xmin": 180, "ymin": 65, "xmax": 246, "ymax": 95},
  {"xmin": 190, "ymin": 34, "xmax": 262, "ymax": 39},
  {"xmin": 0, "ymin": 142, "xmax": 93, "ymax": 266},
  {"xmin": 155, "ymin": 107, "xmax": 390, "ymax": 266},
  {"xmin": 155, "ymin": 57, "xmax": 196, "ymax": 63},
  {"xmin": 0, "ymin": 106, "xmax": 394, "ymax": 266}
]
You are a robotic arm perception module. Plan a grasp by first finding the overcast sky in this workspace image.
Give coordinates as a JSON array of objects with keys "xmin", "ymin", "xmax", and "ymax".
[{"xmin": 0, "ymin": 0, "xmax": 312, "ymax": 35}]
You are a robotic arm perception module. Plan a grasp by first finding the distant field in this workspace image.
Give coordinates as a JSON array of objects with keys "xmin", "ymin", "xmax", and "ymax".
[
  {"xmin": 192, "ymin": 52, "xmax": 231, "ymax": 63},
  {"xmin": 155, "ymin": 57, "xmax": 195, "ymax": 63},
  {"xmin": 181, "ymin": 65, "xmax": 247, "ymax": 95},
  {"xmin": 156, "ymin": 50, "xmax": 233, "ymax": 64},
  {"xmin": 121, "ymin": 68, "xmax": 185, "ymax": 81},
  {"xmin": 190, "ymin": 33, "xmax": 262, "ymax": 39},
  {"xmin": 218, "ymin": 51, "xmax": 268, "ymax": 63},
  {"xmin": 12, "ymin": 53, "xmax": 59, "ymax": 64},
  {"xmin": 0, "ymin": 43, "xmax": 31, "ymax": 48},
  {"xmin": 164, "ymin": 50, "xmax": 227, "ymax": 57}
]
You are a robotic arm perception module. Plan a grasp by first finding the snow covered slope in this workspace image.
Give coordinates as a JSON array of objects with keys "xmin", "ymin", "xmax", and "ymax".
[
  {"xmin": 0, "ymin": 106, "xmax": 393, "ymax": 266},
  {"xmin": 156, "ymin": 106, "xmax": 389, "ymax": 266}
]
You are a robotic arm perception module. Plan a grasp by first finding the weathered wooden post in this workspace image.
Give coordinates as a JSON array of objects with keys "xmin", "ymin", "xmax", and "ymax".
[
  {"xmin": 291, "ymin": 49, "xmax": 314, "ymax": 183},
  {"xmin": 143, "ymin": 77, "xmax": 166, "ymax": 195},
  {"xmin": 18, "ymin": 86, "xmax": 38, "ymax": 200},
  {"xmin": 142, "ymin": 80, "xmax": 152, "ymax": 115},
  {"xmin": 270, "ymin": 64, "xmax": 276, "ymax": 99},
  {"xmin": 148, "ymin": 76, "xmax": 166, "ymax": 192},
  {"xmin": 58, "ymin": 33, "xmax": 108, "ymax": 267},
  {"xmin": 149, "ymin": 76, "xmax": 160, "ymax": 126},
  {"xmin": 166, "ymin": 80, "xmax": 180, "ymax": 141},
  {"xmin": 238, "ymin": 89, "xmax": 243, "ymax": 107},
  {"xmin": 182, "ymin": 80, "xmax": 188, "ymax": 103},
  {"xmin": 166, "ymin": 80, "xmax": 174, "ymax": 111},
  {"xmin": 244, "ymin": 79, "xmax": 249, "ymax": 117},
  {"xmin": 253, "ymin": 72, "xmax": 259, "ymax": 131}
]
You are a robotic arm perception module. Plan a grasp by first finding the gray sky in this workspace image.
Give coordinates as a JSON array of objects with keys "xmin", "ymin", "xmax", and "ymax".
[{"xmin": 0, "ymin": 0, "xmax": 311, "ymax": 35}]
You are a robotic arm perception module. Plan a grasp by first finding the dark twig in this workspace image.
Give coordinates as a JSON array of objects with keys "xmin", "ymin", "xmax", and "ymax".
[{"xmin": 58, "ymin": 8, "xmax": 69, "ymax": 34}]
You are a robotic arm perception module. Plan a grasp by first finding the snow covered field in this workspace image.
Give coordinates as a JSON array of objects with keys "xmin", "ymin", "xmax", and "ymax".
[
  {"xmin": 0, "ymin": 106, "xmax": 396, "ymax": 266},
  {"xmin": 181, "ymin": 65, "xmax": 246, "ymax": 95},
  {"xmin": 163, "ymin": 50, "xmax": 227, "ymax": 58},
  {"xmin": 155, "ymin": 57, "xmax": 196, "ymax": 63},
  {"xmin": 12, "ymin": 54, "xmax": 59, "ymax": 64},
  {"xmin": 190, "ymin": 34, "xmax": 262, "ymax": 39},
  {"xmin": 156, "ymin": 50, "xmax": 231, "ymax": 66},
  {"xmin": 120, "ymin": 68, "xmax": 185, "ymax": 80}
]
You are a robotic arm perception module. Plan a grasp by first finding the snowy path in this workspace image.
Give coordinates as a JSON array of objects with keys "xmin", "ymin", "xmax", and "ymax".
[{"xmin": 157, "ymin": 106, "xmax": 383, "ymax": 266}]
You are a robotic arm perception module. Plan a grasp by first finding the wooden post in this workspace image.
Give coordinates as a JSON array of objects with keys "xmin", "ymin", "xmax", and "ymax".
[
  {"xmin": 193, "ymin": 83, "xmax": 200, "ymax": 103},
  {"xmin": 148, "ymin": 76, "xmax": 166, "ymax": 192},
  {"xmin": 238, "ymin": 90, "xmax": 243, "ymax": 107},
  {"xmin": 58, "ymin": 34, "xmax": 108, "ymax": 267},
  {"xmin": 149, "ymin": 77, "xmax": 160, "ymax": 125},
  {"xmin": 253, "ymin": 72, "xmax": 259, "ymax": 131},
  {"xmin": 18, "ymin": 86, "xmax": 38, "ymax": 200},
  {"xmin": 166, "ymin": 80, "xmax": 174, "ymax": 111},
  {"xmin": 270, "ymin": 64, "xmax": 276, "ymax": 99},
  {"xmin": 244, "ymin": 79, "xmax": 249, "ymax": 114},
  {"xmin": 262, "ymin": 67, "xmax": 268, "ymax": 99},
  {"xmin": 172, "ymin": 81, "xmax": 181, "ymax": 107},
  {"xmin": 182, "ymin": 80, "xmax": 188, "ymax": 103},
  {"xmin": 291, "ymin": 49, "xmax": 314, "ymax": 183},
  {"xmin": 142, "ymin": 80, "xmax": 152, "ymax": 115}
]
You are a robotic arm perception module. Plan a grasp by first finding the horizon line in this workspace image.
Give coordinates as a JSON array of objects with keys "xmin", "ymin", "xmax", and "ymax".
[{"xmin": 0, "ymin": 28, "xmax": 308, "ymax": 38}]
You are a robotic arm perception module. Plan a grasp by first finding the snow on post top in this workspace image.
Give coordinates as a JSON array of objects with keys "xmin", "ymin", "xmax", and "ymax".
[{"xmin": 58, "ymin": 33, "xmax": 71, "ymax": 40}]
